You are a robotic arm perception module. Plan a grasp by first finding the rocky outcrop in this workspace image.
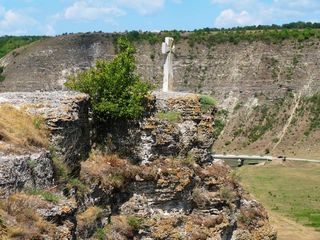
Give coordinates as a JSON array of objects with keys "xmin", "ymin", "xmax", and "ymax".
[
  {"xmin": 0, "ymin": 151, "xmax": 53, "ymax": 198},
  {"xmin": 0, "ymin": 91, "xmax": 90, "ymax": 172},
  {"xmin": 76, "ymin": 154, "xmax": 276, "ymax": 240},
  {"xmin": 102, "ymin": 92, "xmax": 215, "ymax": 164}
]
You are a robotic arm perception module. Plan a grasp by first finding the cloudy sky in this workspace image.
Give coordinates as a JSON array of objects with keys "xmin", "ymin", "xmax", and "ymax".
[{"xmin": 0, "ymin": 0, "xmax": 320, "ymax": 36}]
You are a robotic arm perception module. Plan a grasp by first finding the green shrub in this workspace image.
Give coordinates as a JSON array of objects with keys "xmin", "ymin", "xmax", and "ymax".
[
  {"xmin": 127, "ymin": 216, "xmax": 144, "ymax": 229},
  {"xmin": 65, "ymin": 37, "xmax": 151, "ymax": 121},
  {"xmin": 200, "ymin": 95, "xmax": 216, "ymax": 110},
  {"xmin": 155, "ymin": 111, "xmax": 181, "ymax": 122}
]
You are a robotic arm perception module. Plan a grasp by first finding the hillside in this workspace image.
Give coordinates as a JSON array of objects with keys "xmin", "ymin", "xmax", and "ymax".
[{"xmin": 0, "ymin": 29, "xmax": 320, "ymax": 157}]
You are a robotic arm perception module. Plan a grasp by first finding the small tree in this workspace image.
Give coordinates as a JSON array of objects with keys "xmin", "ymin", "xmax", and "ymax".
[{"xmin": 65, "ymin": 38, "xmax": 151, "ymax": 120}]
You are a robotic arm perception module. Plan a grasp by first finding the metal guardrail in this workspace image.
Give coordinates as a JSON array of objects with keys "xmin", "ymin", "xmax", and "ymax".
[
  {"xmin": 212, "ymin": 154, "xmax": 273, "ymax": 161},
  {"xmin": 211, "ymin": 154, "xmax": 320, "ymax": 165}
]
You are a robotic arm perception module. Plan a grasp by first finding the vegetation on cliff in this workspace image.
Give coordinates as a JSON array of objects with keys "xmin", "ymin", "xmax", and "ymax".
[
  {"xmin": 0, "ymin": 36, "xmax": 45, "ymax": 59},
  {"xmin": 65, "ymin": 37, "xmax": 151, "ymax": 120}
]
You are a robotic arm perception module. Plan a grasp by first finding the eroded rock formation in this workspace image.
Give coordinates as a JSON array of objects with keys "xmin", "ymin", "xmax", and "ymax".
[{"xmin": 0, "ymin": 91, "xmax": 276, "ymax": 239}]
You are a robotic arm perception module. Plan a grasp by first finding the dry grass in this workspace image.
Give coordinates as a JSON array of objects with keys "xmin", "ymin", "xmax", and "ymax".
[
  {"xmin": 0, "ymin": 193, "xmax": 56, "ymax": 239},
  {"xmin": 105, "ymin": 215, "xmax": 134, "ymax": 239},
  {"xmin": 80, "ymin": 152, "xmax": 140, "ymax": 189},
  {"xmin": 80, "ymin": 151, "xmax": 161, "ymax": 191},
  {"xmin": 77, "ymin": 206, "xmax": 103, "ymax": 226},
  {"xmin": 0, "ymin": 104, "xmax": 48, "ymax": 153}
]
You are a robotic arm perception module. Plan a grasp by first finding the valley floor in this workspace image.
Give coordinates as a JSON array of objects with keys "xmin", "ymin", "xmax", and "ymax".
[
  {"xmin": 237, "ymin": 161, "xmax": 320, "ymax": 240},
  {"xmin": 269, "ymin": 212, "xmax": 320, "ymax": 240}
]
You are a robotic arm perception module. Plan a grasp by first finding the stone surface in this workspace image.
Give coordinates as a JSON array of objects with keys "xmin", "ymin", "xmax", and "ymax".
[
  {"xmin": 162, "ymin": 37, "xmax": 175, "ymax": 92},
  {"xmin": 0, "ymin": 91, "xmax": 90, "ymax": 172},
  {"xmin": 0, "ymin": 151, "xmax": 53, "ymax": 197}
]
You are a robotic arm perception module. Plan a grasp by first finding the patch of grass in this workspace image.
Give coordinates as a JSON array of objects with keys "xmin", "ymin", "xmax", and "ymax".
[
  {"xmin": 238, "ymin": 162, "xmax": 320, "ymax": 231},
  {"xmin": 26, "ymin": 189, "xmax": 60, "ymax": 203},
  {"xmin": 155, "ymin": 111, "xmax": 181, "ymax": 122},
  {"xmin": 32, "ymin": 116, "xmax": 45, "ymax": 130},
  {"xmin": 94, "ymin": 228, "xmax": 106, "ymax": 240},
  {"xmin": 67, "ymin": 178, "xmax": 88, "ymax": 195},
  {"xmin": 200, "ymin": 95, "xmax": 216, "ymax": 111},
  {"xmin": 0, "ymin": 105, "xmax": 48, "ymax": 152},
  {"xmin": 127, "ymin": 216, "xmax": 144, "ymax": 230}
]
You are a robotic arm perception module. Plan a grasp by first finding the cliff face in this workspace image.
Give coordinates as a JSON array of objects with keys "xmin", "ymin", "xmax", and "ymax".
[{"xmin": 0, "ymin": 33, "xmax": 319, "ymax": 102}]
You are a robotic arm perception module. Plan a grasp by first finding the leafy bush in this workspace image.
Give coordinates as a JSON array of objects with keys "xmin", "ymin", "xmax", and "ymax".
[{"xmin": 65, "ymin": 37, "xmax": 151, "ymax": 121}]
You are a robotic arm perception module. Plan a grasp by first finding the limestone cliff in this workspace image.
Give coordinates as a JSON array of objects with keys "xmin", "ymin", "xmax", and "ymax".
[{"xmin": 0, "ymin": 92, "xmax": 276, "ymax": 239}]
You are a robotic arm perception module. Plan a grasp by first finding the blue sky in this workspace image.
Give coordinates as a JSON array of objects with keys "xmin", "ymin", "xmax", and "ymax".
[{"xmin": 0, "ymin": 0, "xmax": 320, "ymax": 36}]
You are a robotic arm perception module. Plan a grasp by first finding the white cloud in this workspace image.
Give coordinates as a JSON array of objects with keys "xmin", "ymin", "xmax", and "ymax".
[
  {"xmin": 214, "ymin": 9, "xmax": 258, "ymax": 28},
  {"xmin": 0, "ymin": 8, "xmax": 37, "ymax": 35},
  {"xmin": 118, "ymin": 0, "xmax": 164, "ymax": 15},
  {"xmin": 64, "ymin": 1, "xmax": 125, "ymax": 21}
]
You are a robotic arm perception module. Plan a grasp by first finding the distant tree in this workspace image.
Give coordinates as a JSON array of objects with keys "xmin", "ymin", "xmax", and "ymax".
[{"xmin": 65, "ymin": 37, "xmax": 152, "ymax": 121}]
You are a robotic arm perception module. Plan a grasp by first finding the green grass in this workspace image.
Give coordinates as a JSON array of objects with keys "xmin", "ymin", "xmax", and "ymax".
[
  {"xmin": 155, "ymin": 111, "xmax": 181, "ymax": 122},
  {"xmin": 200, "ymin": 95, "xmax": 217, "ymax": 108},
  {"xmin": 237, "ymin": 162, "xmax": 320, "ymax": 231},
  {"xmin": 27, "ymin": 189, "xmax": 60, "ymax": 203},
  {"xmin": 127, "ymin": 216, "xmax": 144, "ymax": 230}
]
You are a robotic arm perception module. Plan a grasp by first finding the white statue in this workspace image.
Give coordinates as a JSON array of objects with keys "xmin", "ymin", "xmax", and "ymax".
[{"xmin": 162, "ymin": 37, "xmax": 175, "ymax": 92}]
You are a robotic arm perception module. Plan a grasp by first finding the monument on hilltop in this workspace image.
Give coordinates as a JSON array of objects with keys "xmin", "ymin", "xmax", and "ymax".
[{"xmin": 162, "ymin": 37, "xmax": 175, "ymax": 92}]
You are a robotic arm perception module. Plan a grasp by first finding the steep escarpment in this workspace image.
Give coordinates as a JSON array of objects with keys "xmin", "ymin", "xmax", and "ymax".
[{"xmin": 0, "ymin": 32, "xmax": 319, "ymax": 102}]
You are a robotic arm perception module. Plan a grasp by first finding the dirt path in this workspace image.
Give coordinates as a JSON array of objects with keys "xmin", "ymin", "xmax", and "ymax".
[{"xmin": 269, "ymin": 212, "xmax": 320, "ymax": 240}]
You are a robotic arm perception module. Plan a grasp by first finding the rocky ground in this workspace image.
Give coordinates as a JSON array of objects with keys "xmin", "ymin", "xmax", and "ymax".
[{"xmin": 0, "ymin": 91, "xmax": 276, "ymax": 239}]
